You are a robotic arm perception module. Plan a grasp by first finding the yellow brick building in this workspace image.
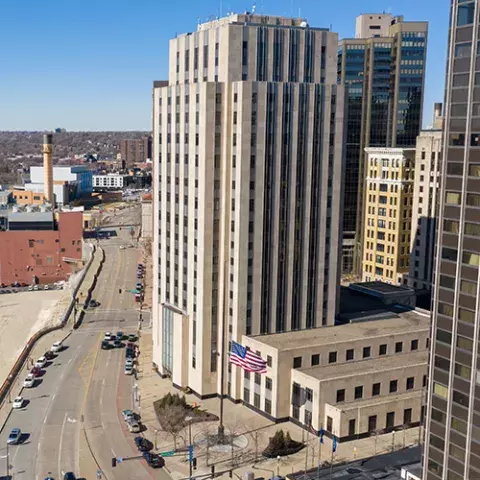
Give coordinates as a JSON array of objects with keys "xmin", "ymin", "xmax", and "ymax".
[{"xmin": 362, "ymin": 148, "xmax": 415, "ymax": 284}]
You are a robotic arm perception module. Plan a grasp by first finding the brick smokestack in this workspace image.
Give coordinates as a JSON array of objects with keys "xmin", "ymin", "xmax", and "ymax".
[{"xmin": 43, "ymin": 133, "xmax": 54, "ymax": 204}]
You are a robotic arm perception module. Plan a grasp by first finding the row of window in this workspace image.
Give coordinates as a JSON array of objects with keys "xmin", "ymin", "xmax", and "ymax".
[
  {"xmin": 441, "ymin": 247, "xmax": 480, "ymax": 266},
  {"xmin": 368, "ymin": 183, "xmax": 413, "ymax": 193},
  {"xmin": 368, "ymin": 170, "xmax": 414, "ymax": 181},
  {"xmin": 444, "ymin": 218, "xmax": 480, "ymax": 237},
  {"xmin": 449, "ymin": 132, "xmax": 480, "ymax": 147},
  {"xmin": 447, "ymin": 162, "xmax": 480, "ymax": 177},
  {"xmin": 335, "ymin": 375, "xmax": 424, "ymax": 404},
  {"xmin": 445, "ymin": 191, "xmax": 480, "ymax": 207},
  {"xmin": 368, "ymin": 157, "xmax": 414, "ymax": 168},
  {"xmin": 293, "ymin": 339, "xmax": 422, "ymax": 369}
]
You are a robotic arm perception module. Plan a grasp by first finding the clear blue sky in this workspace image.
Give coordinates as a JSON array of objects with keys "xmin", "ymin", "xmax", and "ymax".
[{"xmin": 0, "ymin": 0, "xmax": 446, "ymax": 131}]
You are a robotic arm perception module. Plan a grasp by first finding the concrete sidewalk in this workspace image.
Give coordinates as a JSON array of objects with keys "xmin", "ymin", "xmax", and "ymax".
[{"xmin": 135, "ymin": 333, "xmax": 423, "ymax": 479}]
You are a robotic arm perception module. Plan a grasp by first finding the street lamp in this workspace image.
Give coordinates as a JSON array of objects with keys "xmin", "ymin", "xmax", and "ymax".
[
  {"xmin": 186, "ymin": 416, "xmax": 193, "ymax": 480},
  {"xmin": 276, "ymin": 455, "xmax": 280, "ymax": 477}
]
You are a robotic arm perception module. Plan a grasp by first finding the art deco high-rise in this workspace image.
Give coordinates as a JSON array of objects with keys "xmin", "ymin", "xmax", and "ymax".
[
  {"xmin": 152, "ymin": 14, "xmax": 346, "ymax": 398},
  {"xmin": 423, "ymin": 1, "xmax": 480, "ymax": 479},
  {"xmin": 338, "ymin": 14, "xmax": 428, "ymax": 275}
]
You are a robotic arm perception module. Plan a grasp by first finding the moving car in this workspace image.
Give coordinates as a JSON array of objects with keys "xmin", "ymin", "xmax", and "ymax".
[
  {"xmin": 134, "ymin": 436, "xmax": 153, "ymax": 452},
  {"xmin": 50, "ymin": 341, "xmax": 62, "ymax": 352},
  {"xmin": 7, "ymin": 428, "xmax": 22, "ymax": 444},
  {"xmin": 12, "ymin": 396, "xmax": 24, "ymax": 409},
  {"xmin": 23, "ymin": 374, "xmax": 35, "ymax": 388},
  {"xmin": 143, "ymin": 451, "xmax": 165, "ymax": 468},
  {"xmin": 35, "ymin": 356, "xmax": 47, "ymax": 368},
  {"xmin": 124, "ymin": 364, "xmax": 133, "ymax": 375}
]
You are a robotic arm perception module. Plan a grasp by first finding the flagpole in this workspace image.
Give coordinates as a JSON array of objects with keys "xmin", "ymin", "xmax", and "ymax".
[
  {"xmin": 329, "ymin": 433, "xmax": 335, "ymax": 480},
  {"xmin": 218, "ymin": 258, "xmax": 227, "ymax": 442},
  {"xmin": 317, "ymin": 425, "xmax": 323, "ymax": 480}
]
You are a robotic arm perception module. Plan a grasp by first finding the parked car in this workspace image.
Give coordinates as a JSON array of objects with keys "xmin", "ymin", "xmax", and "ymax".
[
  {"xmin": 127, "ymin": 418, "xmax": 141, "ymax": 433},
  {"xmin": 113, "ymin": 340, "xmax": 122, "ymax": 348},
  {"xmin": 143, "ymin": 451, "xmax": 165, "ymax": 468},
  {"xmin": 7, "ymin": 428, "xmax": 22, "ymax": 445},
  {"xmin": 124, "ymin": 364, "xmax": 133, "ymax": 375},
  {"xmin": 89, "ymin": 299, "xmax": 100, "ymax": 307},
  {"xmin": 134, "ymin": 436, "xmax": 153, "ymax": 452},
  {"xmin": 33, "ymin": 285, "xmax": 39, "ymax": 291},
  {"xmin": 12, "ymin": 396, "xmax": 24, "ymax": 409},
  {"xmin": 44, "ymin": 285, "xmax": 49, "ymax": 290},
  {"xmin": 104, "ymin": 332, "xmax": 112, "ymax": 341},
  {"xmin": 50, "ymin": 341, "xmax": 63, "ymax": 352},
  {"xmin": 44, "ymin": 351, "xmax": 56, "ymax": 360},
  {"xmin": 125, "ymin": 358, "xmax": 134, "ymax": 367},
  {"xmin": 35, "ymin": 357, "xmax": 47, "ymax": 368},
  {"xmin": 125, "ymin": 347, "xmax": 134, "ymax": 359},
  {"xmin": 23, "ymin": 374, "xmax": 35, "ymax": 388},
  {"xmin": 116, "ymin": 331, "xmax": 124, "ymax": 340},
  {"xmin": 31, "ymin": 366, "xmax": 41, "ymax": 377},
  {"xmin": 101, "ymin": 340, "xmax": 112, "ymax": 350},
  {"xmin": 27, "ymin": 286, "xmax": 34, "ymax": 291},
  {"xmin": 122, "ymin": 409, "xmax": 135, "ymax": 421},
  {"xmin": 63, "ymin": 473, "xmax": 76, "ymax": 480}
]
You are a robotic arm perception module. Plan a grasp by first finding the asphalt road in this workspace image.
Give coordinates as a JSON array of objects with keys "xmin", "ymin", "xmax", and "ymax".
[{"xmin": 0, "ymin": 205, "xmax": 168, "ymax": 480}]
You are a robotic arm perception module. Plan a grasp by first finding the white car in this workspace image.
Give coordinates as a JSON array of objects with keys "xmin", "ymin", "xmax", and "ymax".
[
  {"xmin": 35, "ymin": 357, "xmax": 47, "ymax": 368},
  {"xmin": 104, "ymin": 332, "xmax": 112, "ymax": 341},
  {"xmin": 12, "ymin": 396, "xmax": 24, "ymax": 409},
  {"xmin": 124, "ymin": 364, "xmax": 133, "ymax": 375},
  {"xmin": 33, "ymin": 285, "xmax": 39, "ymax": 291},
  {"xmin": 44, "ymin": 285, "xmax": 49, "ymax": 290},
  {"xmin": 125, "ymin": 358, "xmax": 134, "ymax": 367},
  {"xmin": 23, "ymin": 375, "xmax": 35, "ymax": 388},
  {"xmin": 50, "ymin": 341, "xmax": 62, "ymax": 353},
  {"xmin": 27, "ymin": 286, "xmax": 33, "ymax": 291}
]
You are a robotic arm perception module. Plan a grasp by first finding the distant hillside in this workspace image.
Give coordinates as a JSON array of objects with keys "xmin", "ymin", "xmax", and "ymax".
[{"xmin": 0, "ymin": 131, "xmax": 150, "ymax": 186}]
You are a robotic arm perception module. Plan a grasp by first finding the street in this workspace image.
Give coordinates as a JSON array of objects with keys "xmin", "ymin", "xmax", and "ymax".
[{"xmin": 0, "ymin": 205, "xmax": 169, "ymax": 480}]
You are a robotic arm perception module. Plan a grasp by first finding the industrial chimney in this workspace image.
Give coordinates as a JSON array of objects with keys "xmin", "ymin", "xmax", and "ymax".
[{"xmin": 43, "ymin": 133, "xmax": 54, "ymax": 204}]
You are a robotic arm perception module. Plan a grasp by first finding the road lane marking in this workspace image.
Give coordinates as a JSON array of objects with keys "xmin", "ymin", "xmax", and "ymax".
[{"xmin": 57, "ymin": 412, "xmax": 68, "ymax": 479}]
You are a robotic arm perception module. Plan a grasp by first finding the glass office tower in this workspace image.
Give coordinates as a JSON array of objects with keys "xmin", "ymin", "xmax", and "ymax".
[{"xmin": 423, "ymin": 1, "xmax": 480, "ymax": 479}]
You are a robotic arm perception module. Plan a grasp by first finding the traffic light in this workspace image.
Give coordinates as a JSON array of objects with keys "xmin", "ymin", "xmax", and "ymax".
[
  {"xmin": 188, "ymin": 445, "xmax": 194, "ymax": 462},
  {"xmin": 211, "ymin": 465, "xmax": 215, "ymax": 477},
  {"xmin": 111, "ymin": 457, "xmax": 117, "ymax": 468},
  {"xmin": 192, "ymin": 457, "xmax": 197, "ymax": 470},
  {"xmin": 229, "ymin": 470, "xmax": 233, "ymax": 478}
]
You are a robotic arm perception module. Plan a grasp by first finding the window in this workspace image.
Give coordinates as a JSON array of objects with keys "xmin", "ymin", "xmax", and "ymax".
[
  {"xmin": 460, "ymin": 280, "xmax": 477, "ymax": 297},
  {"xmin": 254, "ymin": 373, "xmax": 261, "ymax": 385},
  {"xmin": 305, "ymin": 388, "xmax": 313, "ymax": 402},
  {"xmin": 446, "ymin": 192, "xmax": 461, "ymax": 204},
  {"xmin": 433, "ymin": 382, "xmax": 448, "ymax": 399},
  {"xmin": 372, "ymin": 383, "xmax": 381, "ymax": 396},
  {"xmin": 411, "ymin": 339, "xmax": 418, "ymax": 351},
  {"xmin": 379, "ymin": 344, "xmax": 387, "ymax": 355},
  {"xmin": 267, "ymin": 355, "xmax": 272, "ymax": 367},
  {"xmin": 453, "ymin": 390, "xmax": 469, "ymax": 407},
  {"xmin": 336, "ymin": 389, "xmax": 345, "ymax": 403},
  {"xmin": 265, "ymin": 398, "xmax": 272, "ymax": 415},
  {"xmin": 243, "ymin": 387, "xmax": 250, "ymax": 403},
  {"xmin": 326, "ymin": 416, "xmax": 333, "ymax": 432},
  {"xmin": 444, "ymin": 219, "xmax": 460, "ymax": 233},
  {"xmin": 386, "ymin": 412, "xmax": 395, "ymax": 428},
  {"xmin": 329, "ymin": 351, "xmax": 337, "ymax": 364},
  {"xmin": 454, "ymin": 42, "xmax": 472, "ymax": 59},
  {"xmin": 363, "ymin": 346, "xmax": 371, "ymax": 359},
  {"xmin": 449, "ymin": 132, "xmax": 466, "ymax": 145},
  {"xmin": 442, "ymin": 247, "xmax": 458, "ymax": 262},
  {"xmin": 346, "ymin": 349, "xmax": 354, "ymax": 361},
  {"xmin": 354, "ymin": 386, "xmax": 363, "ymax": 400},
  {"xmin": 265, "ymin": 377, "xmax": 272, "ymax": 390},
  {"xmin": 465, "ymin": 222, "xmax": 480, "ymax": 236},
  {"xmin": 406, "ymin": 377, "xmax": 415, "ymax": 390},
  {"xmin": 293, "ymin": 357, "xmax": 302, "ymax": 369},
  {"xmin": 389, "ymin": 380, "xmax": 398, "ymax": 393},
  {"xmin": 395, "ymin": 342, "xmax": 403, "ymax": 353},
  {"xmin": 311, "ymin": 354, "xmax": 320, "ymax": 366},
  {"xmin": 457, "ymin": 2, "xmax": 475, "ymax": 26},
  {"xmin": 467, "ymin": 193, "xmax": 480, "ymax": 207},
  {"xmin": 348, "ymin": 419, "xmax": 356, "ymax": 436},
  {"xmin": 455, "ymin": 362, "xmax": 471, "ymax": 379},
  {"xmin": 403, "ymin": 408, "xmax": 412, "ymax": 425},
  {"xmin": 457, "ymin": 335, "xmax": 473, "ymax": 351},
  {"xmin": 254, "ymin": 393, "xmax": 261, "ymax": 408},
  {"xmin": 368, "ymin": 415, "xmax": 377, "ymax": 432}
]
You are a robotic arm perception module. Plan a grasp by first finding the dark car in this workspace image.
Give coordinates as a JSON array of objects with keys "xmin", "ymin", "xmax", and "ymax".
[
  {"xmin": 134, "ymin": 436, "xmax": 153, "ymax": 452},
  {"xmin": 116, "ymin": 331, "xmax": 124, "ymax": 340},
  {"xmin": 63, "ymin": 473, "xmax": 76, "ymax": 480},
  {"xmin": 31, "ymin": 366, "xmax": 41, "ymax": 377},
  {"xmin": 101, "ymin": 340, "xmax": 112, "ymax": 350},
  {"xmin": 89, "ymin": 299, "xmax": 100, "ymax": 307},
  {"xmin": 126, "ymin": 348, "xmax": 134, "ymax": 359},
  {"xmin": 113, "ymin": 340, "xmax": 122, "ymax": 348},
  {"xmin": 44, "ymin": 351, "xmax": 56, "ymax": 360},
  {"xmin": 143, "ymin": 451, "xmax": 165, "ymax": 468}
]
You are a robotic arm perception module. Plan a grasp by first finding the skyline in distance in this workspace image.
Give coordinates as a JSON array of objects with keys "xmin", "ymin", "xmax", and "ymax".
[{"xmin": 0, "ymin": 0, "xmax": 446, "ymax": 131}]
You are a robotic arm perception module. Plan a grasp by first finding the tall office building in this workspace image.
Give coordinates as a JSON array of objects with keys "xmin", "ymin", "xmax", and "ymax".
[
  {"xmin": 120, "ymin": 136, "xmax": 152, "ymax": 167},
  {"xmin": 152, "ymin": 13, "xmax": 345, "ymax": 398},
  {"xmin": 338, "ymin": 14, "xmax": 428, "ymax": 275},
  {"xmin": 408, "ymin": 103, "xmax": 444, "ymax": 291},
  {"xmin": 361, "ymin": 147, "xmax": 415, "ymax": 284},
  {"xmin": 423, "ymin": 1, "xmax": 480, "ymax": 479}
]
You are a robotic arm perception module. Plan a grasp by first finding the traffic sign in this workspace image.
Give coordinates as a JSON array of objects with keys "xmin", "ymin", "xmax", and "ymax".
[{"xmin": 160, "ymin": 450, "xmax": 175, "ymax": 457}]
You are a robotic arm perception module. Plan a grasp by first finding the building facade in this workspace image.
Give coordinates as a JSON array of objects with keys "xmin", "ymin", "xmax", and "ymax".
[
  {"xmin": 338, "ymin": 14, "xmax": 428, "ymax": 275},
  {"xmin": 408, "ymin": 104, "xmax": 444, "ymax": 291},
  {"xmin": 92, "ymin": 174, "xmax": 128, "ymax": 190},
  {"xmin": 0, "ymin": 210, "xmax": 83, "ymax": 285},
  {"xmin": 423, "ymin": 1, "xmax": 480, "ymax": 479},
  {"xmin": 243, "ymin": 310, "xmax": 429, "ymax": 440},
  {"xmin": 120, "ymin": 136, "xmax": 152, "ymax": 167},
  {"xmin": 152, "ymin": 13, "xmax": 346, "ymax": 398},
  {"xmin": 362, "ymin": 148, "xmax": 415, "ymax": 284}
]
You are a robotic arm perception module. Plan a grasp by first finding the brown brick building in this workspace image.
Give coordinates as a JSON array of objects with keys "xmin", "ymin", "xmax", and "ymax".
[{"xmin": 120, "ymin": 136, "xmax": 152, "ymax": 167}]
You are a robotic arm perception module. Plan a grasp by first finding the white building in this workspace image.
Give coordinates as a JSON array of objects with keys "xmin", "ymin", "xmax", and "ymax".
[
  {"xmin": 92, "ymin": 174, "xmax": 128, "ymax": 190},
  {"xmin": 152, "ymin": 13, "xmax": 346, "ymax": 398}
]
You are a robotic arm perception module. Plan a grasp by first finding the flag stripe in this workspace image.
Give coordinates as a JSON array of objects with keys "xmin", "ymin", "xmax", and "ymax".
[{"xmin": 229, "ymin": 341, "xmax": 267, "ymax": 373}]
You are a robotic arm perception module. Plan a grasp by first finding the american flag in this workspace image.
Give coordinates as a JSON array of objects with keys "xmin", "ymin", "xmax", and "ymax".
[{"xmin": 229, "ymin": 341, "xmax": 267, "ymax": 373}]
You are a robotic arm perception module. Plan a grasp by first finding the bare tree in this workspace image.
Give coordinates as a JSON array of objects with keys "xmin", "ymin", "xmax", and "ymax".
[{"xmin": 157, "ymin": 404, "xmax": 187, "ymax": 449}]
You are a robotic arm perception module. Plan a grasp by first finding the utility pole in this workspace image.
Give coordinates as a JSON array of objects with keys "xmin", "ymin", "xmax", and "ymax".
[{"xmin": 218, "ymin": 259, "xmax": 228, "ymax": 442}]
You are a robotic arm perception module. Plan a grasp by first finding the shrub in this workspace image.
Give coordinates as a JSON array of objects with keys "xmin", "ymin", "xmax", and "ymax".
[{"xmin": 263, "ymin": 429, "xmax": 304, "ymax": 458}]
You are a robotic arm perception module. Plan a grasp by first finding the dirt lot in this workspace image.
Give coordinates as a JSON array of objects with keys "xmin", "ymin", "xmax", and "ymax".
[{"xmin": 0, "ymin": 290, "xmax": 67, "ymax": 385}]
